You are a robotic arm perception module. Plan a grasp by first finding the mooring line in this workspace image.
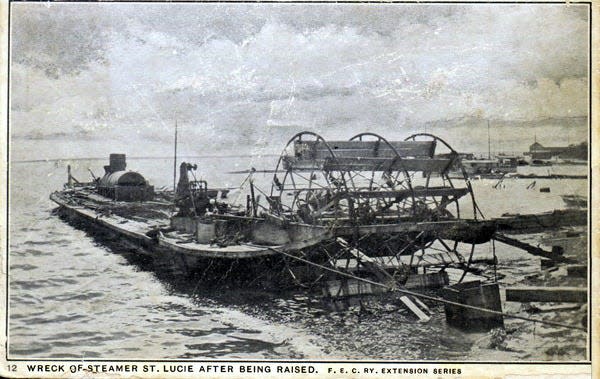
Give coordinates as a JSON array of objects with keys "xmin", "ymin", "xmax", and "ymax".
[{"xmin": 268, "ymin": 247, "xmax": 586, "ymax": 331}]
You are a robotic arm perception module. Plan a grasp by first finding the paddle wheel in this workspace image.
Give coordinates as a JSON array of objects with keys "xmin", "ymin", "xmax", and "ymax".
[{"xmin": 267, "ymin": 131, "xmax": 496, "ymax": 290}]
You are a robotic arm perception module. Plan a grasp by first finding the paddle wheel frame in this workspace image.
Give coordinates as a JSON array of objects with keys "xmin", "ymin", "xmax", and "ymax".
[{"xmin": 262, "ymin": 131, "xmax": 495, "ymax": 292}]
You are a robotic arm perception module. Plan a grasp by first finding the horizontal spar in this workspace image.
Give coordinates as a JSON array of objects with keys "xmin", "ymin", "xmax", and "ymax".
[
  {"xmin": 343, "ymin": 186, "xmax": 469, "ymax": 199},
  {"xmin": 294, "ymin": 140, "xmax": 436, "ymax": 158},
  {"xmin": 284, "ymin": 157, "xmax": 455, "ymax": 173},
  {"xmin": 493, "ymin": 233, "xmax": 575, "ymax": 262},
  {"xmin": 323, "ymin": 157, "xmax": 455, "ymax": 173},
  {"xmin": 271, "ymin": 186, "xmax": 469, "ymax": 201},
  {"xmin": 332, "ymin": 220, "xmax": 497, "ymax": 242},
  {"xmin": 227, "ymin": 169, "xmax": 280, "ymax": 174}
]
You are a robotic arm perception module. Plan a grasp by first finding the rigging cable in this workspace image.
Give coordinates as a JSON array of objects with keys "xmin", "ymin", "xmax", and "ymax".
[{"xmin": 268, "ymin": 247, "xmax": 586, "ymax": 332}]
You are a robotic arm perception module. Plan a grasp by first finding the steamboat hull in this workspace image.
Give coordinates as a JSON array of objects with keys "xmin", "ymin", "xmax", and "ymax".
[{"xmin": 50, "ymin": 192, "xmax": 296, "ymax": 287}]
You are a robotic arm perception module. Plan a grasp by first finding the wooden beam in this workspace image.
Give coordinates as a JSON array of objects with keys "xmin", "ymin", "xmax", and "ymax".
[
  {"xmin": 493, "ymin": 233, "xmax": 574, "ymax": 263},
  {"xmin": 505, "ymin": 287, "xmax": 587, "ymax": 303},
  {"xmin": 399, "ymin": 296, "xmax": 431, "ymax": 323},
  {"xmin": 333, "ymin": 220, "xmax": 497, "ymax": 240}
]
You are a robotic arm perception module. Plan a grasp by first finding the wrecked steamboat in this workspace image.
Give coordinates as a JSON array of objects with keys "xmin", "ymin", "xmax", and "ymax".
[
  {"xmin": 51, "ymin": 132, "xmax": 495, "ymax": 281},
  {"xmin": 50, "ymin": 131, "xmax": 587, "ymax": 329}
]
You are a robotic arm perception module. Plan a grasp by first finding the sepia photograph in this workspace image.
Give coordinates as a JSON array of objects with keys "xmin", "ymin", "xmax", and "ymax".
[{"xmin": 3, "ymin": 0, "xmax": 594, "ymax": 376}]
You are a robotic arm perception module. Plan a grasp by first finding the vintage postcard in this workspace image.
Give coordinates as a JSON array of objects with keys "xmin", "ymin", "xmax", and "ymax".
[{"xmin": 1, "ymin": 1, "xmax": 596, "ymax": 378}]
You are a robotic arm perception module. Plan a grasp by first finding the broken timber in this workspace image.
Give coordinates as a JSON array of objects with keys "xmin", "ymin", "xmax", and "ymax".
[
  {"xmin": 493, "ymin": 233, "xmax": 574, "ymax": 263},
  {"xmin": 336, "ymin": 237, "xmax": 396, "ymax": 285},
  {"xmin": 399, "ymin": 296, "xmax": 431, "ymax": 323},
  {"xmin": 270, "ymin": 247, "xmax": 586, "ymax": 331},
  {"xmin": 493, "ymin": 209, "xmax": 587, "ymax": 233}
]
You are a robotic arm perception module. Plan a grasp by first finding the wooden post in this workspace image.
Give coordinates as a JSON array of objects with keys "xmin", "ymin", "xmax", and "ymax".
[
  {"xmin": 173, "ymin": 121, "xmax": 178, "ymax": 192},
  {"xmin": 249, "ymin": 180, "xmax": 257, "ymax": 217}
]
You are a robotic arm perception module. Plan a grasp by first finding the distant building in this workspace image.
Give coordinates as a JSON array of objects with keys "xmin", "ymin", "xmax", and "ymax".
[
  {"xmin": 496, "ymin": 154, "xmax": 519, "ymax": 172},
  {"xmin": 460, "ymin": 159, "xmax": 498, "ymax": 175},
  {"xmin": 526, "ymin": 141, "xmax": 587, "ymax": 161}
]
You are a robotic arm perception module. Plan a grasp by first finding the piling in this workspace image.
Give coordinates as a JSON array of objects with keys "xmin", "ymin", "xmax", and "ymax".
[{"xmin": 441, "ymin": 281, "xmax": 504, "ymax": 331}]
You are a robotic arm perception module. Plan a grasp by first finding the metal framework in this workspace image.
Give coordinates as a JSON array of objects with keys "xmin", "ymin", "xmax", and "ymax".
[{"xmin": 265, "ymin": 131, "xmax": 492, "ymax": 291}]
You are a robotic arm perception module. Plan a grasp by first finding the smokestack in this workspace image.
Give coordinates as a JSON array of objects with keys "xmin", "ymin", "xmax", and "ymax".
[{"xmin": 109, "ymin": 154, "xmax": 127, "ymax": 173}]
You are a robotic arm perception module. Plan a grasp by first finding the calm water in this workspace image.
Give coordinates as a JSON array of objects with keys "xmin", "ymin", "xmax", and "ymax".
[{"xmin": 8, "ymin": 157, "xmax": 588, "ymax": 360}]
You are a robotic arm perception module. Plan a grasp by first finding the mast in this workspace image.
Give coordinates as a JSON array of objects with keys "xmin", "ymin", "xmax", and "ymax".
[
  {"xmin": 487, "ymin": 119, "xmax": 491, "ymax": 159},
  {"xmin": 173, "ymin": 120, "xmax": 178, "ymax": 193}
]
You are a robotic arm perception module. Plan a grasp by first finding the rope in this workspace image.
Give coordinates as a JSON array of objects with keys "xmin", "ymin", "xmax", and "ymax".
[{"xmin": 268, "ymin": 247, "xmax": 586, "ymax": 331}]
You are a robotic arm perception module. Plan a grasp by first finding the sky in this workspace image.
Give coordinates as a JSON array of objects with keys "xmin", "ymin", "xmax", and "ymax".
[{"xmin": 9, "ymin": 3, "xmax": 590, "ymax": 161}]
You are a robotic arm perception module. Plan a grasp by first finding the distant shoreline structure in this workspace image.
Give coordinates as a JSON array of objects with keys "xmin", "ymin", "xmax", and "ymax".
[{"xmin": 11, "ymin": 154, "xmax": 282, "ymax": 164}]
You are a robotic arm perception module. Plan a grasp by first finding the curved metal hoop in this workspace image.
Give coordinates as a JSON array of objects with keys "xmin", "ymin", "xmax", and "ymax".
[
  {"xmin": 270, "ymin": 131, "xmax": 348, "ymax": 221},
  {"xmin": 404, "ymin": 133, "xmax": 487, "ymax": 283},
  {"xmin": 404, "ymin": 132, "xmax": 482, "ymax": 220},
  {"xmin": 348, "ymin": 132, "xmax": 417, "ymax": 217}
]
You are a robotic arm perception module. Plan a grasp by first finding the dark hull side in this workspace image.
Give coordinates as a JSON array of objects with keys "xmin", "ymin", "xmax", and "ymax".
[{"xmin": 52, "ymin": 205, "xmax": 301, "ymax": 290}]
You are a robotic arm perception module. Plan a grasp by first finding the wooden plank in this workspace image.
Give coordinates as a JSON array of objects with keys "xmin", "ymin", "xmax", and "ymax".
[
  {"xmin": 287, "ymin": 186, "xmax": 468, "ymax": 201},
  {"xmin": 333, "ymin": 220, "xmax": 497, "ymax": 239},
  {"xmin": 399, "ymin": 296, "xmax": 431, "ymax": 323},
  {"xmin": 334, "ymin": 254, "xmax": 455, "ymax": 271},
  {"xmin": 505, "ymin": 286, "xmax": 587, "ymax": 303},
  {"xmin": 411, "ymin": 296, "xmax": 431, "ymax": 313},
  {"xmin": 530, "ymin": 304, "xmax": 582, "ymax": 313},
  {"xmin": 294, "ymin": 140, "xmax": 436, "ymax": 159}
]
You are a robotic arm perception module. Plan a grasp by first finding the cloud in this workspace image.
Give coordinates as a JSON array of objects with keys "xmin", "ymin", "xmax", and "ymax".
[{"xmin": 9, "ymin": 3, "xmax": 589, "ymax": 160}]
